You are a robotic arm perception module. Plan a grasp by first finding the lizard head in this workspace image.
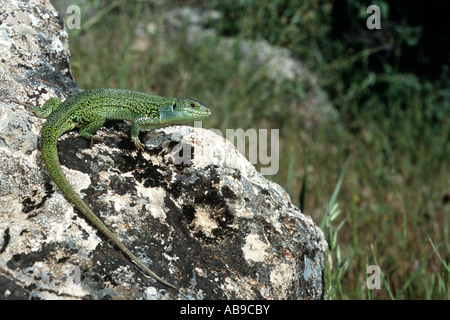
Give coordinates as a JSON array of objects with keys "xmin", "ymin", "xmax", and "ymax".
[{"xmin": 159, "ymin": 97, "xmax": 211, "ymax": 123}]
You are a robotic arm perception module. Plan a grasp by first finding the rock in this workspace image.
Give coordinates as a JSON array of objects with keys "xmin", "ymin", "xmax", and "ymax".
[{"xmin": 0, "ymin": 1, "xmax": 327, "ymax": 299}]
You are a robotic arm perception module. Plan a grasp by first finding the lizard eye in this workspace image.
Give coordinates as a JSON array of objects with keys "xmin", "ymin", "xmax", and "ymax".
[
  {"xmin": 190, "ymin": 103, "xmax": 196, "ymax": 108},
  {"xmin": 172, "ymin": 103, "xmax": 177, "ymax": 110}
]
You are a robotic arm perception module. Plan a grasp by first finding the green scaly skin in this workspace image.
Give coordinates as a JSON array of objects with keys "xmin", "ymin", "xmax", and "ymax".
[{"xmin": 30, "ymin": 88, "xmax": 211, "ymax": 291}]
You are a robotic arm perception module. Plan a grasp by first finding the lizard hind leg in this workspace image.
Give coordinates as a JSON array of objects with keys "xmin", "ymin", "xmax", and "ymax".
[
  {"xmin": 76, "ymin": 118, "xmax": 107, "ymax": 147},
  {"xmin": 32, "ymin": 97, "xmax": 62, "ymax": 118}
]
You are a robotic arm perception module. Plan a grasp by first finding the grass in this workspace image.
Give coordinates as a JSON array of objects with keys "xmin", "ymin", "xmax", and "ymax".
[{"xmin": 54, "ymin": 0, "xmax": 449, "ymax": 299}]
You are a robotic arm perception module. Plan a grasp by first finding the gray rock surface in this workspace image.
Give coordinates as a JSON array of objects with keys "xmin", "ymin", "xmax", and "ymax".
[{"xmin": 0, "ymin": 0, "xmax": 327, "ymax": 299}]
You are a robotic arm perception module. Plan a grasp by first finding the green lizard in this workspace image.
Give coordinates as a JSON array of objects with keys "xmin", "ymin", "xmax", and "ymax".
[{"xmin": 27, "ymin": 88, "xmax": 211, "ymax": 291}]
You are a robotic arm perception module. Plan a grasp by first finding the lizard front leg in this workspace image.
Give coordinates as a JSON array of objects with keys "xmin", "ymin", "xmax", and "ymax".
[{"xmin": 130, "ymin": 116, "xmax": 160, "ymax": 151}]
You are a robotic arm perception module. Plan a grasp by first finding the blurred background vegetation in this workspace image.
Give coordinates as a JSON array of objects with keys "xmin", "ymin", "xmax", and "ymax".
[{"xmin": 52, "ymin": 0, "xmax": 449, "ymax": 299}]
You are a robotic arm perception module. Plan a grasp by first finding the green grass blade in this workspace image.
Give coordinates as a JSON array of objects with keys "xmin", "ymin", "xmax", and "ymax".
[
  {"xmin": 321, "ymin": 157, "xmax": 351, "ymax": 229},
  {"xmin": 428, "ymin": 236, "xmax": 450, "ymax": 273},
  {"xmin": 286, "ymin": 154, "xmax": 295, "ymax": 196},
  {"xmin": 394, "ymin": 259, "xmax": 428, "ymax": 299}
]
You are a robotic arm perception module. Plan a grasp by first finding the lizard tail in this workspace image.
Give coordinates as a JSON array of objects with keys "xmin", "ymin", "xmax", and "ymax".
[{"xmin": 40, "ymin": 136, "xmax": 178, "ymax": 291}]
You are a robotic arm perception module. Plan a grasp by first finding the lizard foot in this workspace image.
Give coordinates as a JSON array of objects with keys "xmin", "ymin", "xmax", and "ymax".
[{"xmin": 135, "ymin": 141, "xmax": 145, "ymax": 152}]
